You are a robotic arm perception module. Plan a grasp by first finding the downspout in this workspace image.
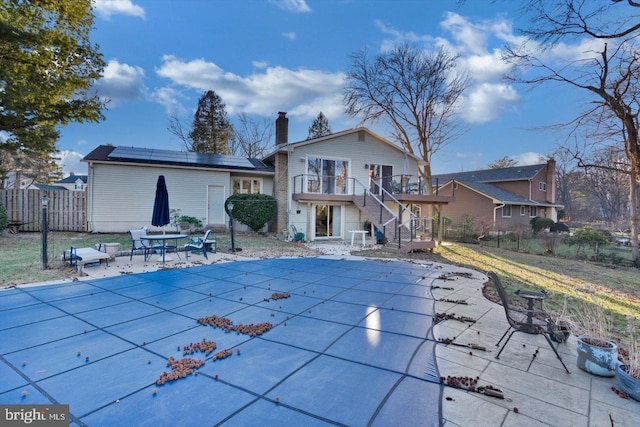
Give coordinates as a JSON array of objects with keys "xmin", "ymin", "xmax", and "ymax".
[
  {"xmin": 287, "ymin": 143, "xmax": 292, "ymax": 238},
  {"xmin": 88, "ymin": 163, "xmax": 95, "ymax": 232},
  {"xmin": 493, "ymin": 202, "xmax": 505, "ymax": 232}
]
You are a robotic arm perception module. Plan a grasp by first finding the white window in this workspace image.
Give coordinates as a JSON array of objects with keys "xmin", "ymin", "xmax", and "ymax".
[
  {"xmin": 307, "ymin": 157, "xmax": 349, "ymax": 194},
  {"xmin": 530, "ymin": 206, "xmax": 538, "ymax": 217},
  {"xmin": 520, "ymin": 206, "xmax": 526, "ymax": 216},
  {"xmin": 539, "ymin": 181, "xmax": 547, "ymax": 191},
  {"xmin": 502, "ymin": 205, "xmax": 512, "ymax": 217},
  {"xmin": 233, "ymin": 178, "xmax": 262, "ymax": 194}
]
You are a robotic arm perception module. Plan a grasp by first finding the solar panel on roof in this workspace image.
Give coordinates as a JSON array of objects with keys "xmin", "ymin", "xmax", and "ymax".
[
  {"xmin": 107, "ymin": 146, "xmax": 255, "ymax": 169},
  {"xmin": 216, "ymin": 155, "xmax": 255, "ymax": 168},
  {"xmin": 109, "ymin": 146, "xmax": 152, "ymax": 161}
]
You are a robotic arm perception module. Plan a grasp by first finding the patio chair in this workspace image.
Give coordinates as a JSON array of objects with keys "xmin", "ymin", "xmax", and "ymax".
[
  {"xmin": 487, "ymin": 271, "xmax": 570, "ymax": 373},
  {"xmin": 129, "ymin": 228, "xmax": 158, "ymax": 261},
  {"xmin": 184, "ymin": 229, "xmax": 214, "ymax": 260}
]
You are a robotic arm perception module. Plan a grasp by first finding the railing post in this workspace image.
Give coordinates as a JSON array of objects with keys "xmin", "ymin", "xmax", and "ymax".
[{"xmin": 382, "ymin": 225, "xmax": 387, "ymax": 247}]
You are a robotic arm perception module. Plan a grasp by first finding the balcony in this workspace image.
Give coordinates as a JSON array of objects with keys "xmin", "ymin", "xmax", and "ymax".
[{"xmin": 291, "ymin": 174, "xmax": 455, "ymax": 204}]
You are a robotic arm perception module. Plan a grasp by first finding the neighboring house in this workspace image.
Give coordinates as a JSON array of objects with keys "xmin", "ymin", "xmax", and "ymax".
[
  {"xmin": 55, "ymin": 174, "xmax": 88, "ymax": 191},
  {"xmin": 82, "ymin": 145, "xmax": 274, "ymax": 233},
  {"xmin": 2, "ymin": 171, "xmax": 38, "ymax": 189},
  {"xmin": 432, "ymin": 160, "xmax": 562, "ymax": 231}
]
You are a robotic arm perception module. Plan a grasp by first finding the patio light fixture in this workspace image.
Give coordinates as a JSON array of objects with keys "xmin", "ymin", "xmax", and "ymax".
[
  {"xmin": 227, "ymin": 201, "xmax": 236, "ymax": 252},
  {"xmin": 41, "ymin": 194, "xmax": 49, "ymax": 270}
]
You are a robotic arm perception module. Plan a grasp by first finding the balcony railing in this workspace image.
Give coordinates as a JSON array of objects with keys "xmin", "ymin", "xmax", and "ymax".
[{"xmin": 292, "ymin": 173, "xmax": 452, "ymax": 197}]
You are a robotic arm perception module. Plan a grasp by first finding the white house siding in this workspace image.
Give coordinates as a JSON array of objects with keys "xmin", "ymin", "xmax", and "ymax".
[
  {"xmin": 87, "ymin": 163, "xmax": 235, "ymax": 233},
  {"xmin": 286, "ymin": 130, "xmax": 419, "ymax": 241}
]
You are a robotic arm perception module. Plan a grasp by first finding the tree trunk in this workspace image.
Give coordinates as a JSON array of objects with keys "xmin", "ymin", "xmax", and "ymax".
[{"xmin": 630, "ymin": 169, "xmax": 639, "ymax": 262}]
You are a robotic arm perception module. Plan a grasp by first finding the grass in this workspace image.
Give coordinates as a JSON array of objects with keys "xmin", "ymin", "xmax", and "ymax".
[{"xmin": 2, "ymin": 231, "xmax": 638, "ymax": 342}]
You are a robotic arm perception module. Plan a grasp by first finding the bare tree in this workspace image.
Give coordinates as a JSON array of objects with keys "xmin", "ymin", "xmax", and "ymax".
[
  {"xmin": 505, "ymin": 0, "xmax": 640, "ymax": 260},
  {"xmin": 552, "ymin": 148, "xmax": 581, "ymax": 221},
  {"xmin": 488, "ymin": 156, "xmax": 518, "ymax": 169},
  {"xmin": 583, "ymin": 146, "xmax": 631, "ymax": 223},
  {"xmin": 167, "ymin": 111, "xmax": 192, "ymax": 152},
  {"xmin": 343, "ymin": 43, "xmax": 469, "ymax": 193},
  {"xmin": 231, "ymin": 113, "xmax": 273, "ymax": 158}
]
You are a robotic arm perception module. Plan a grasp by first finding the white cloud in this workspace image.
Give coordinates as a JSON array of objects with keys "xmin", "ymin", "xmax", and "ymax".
[
  {"xmin": 94, "ymin": 59, "xmax": 147, "ymax": 105},
  {"xmin": 281, "ymin": 32, "xmax": 297, "ymax": 40},
  {"xmin": 155, "ymin": 56, "xmax": 345, "ymax": 120},
  {"xmin": 57, "ymin": 151, "xmax": 87, "ymax": 176},
  {"xmin": 269, "ymin": 0, "xmax": 311, "ymax": 13},
  {"xmin": 93, "ymin": 0, "xmax": 145, "ymax": 20},
  {"xmin": 374, "ymin": 20, "xmax": 433, "ymax": 52},
  {"xmin": 462, "ymin": 50, "xmax": 512, "ymax": 82},
  {"xmin": 461, "ymin": 83, "xmax": 519, "ymax": 123},
  {"xmin": 542, "ymin": 38, "xmax": 605, "ymax": 63},
  {"xmin": 252, "ymin": 61, "xmax": 269, "ymax": 69},
  {"xmin": 150, "ymin": 87, "xmax": 189, "ymax": 115},
  {"xmin": 512, "ymin": 152, "xmax": 546, "ymax": 165},
  {"xmin": 440, "ymin": 12, "xmax": 490, "ymax": 55}
]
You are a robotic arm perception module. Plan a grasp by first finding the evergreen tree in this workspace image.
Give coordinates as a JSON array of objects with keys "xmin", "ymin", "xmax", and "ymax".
[
  {"xmin": 188, "ymin": 90, "xmax": 234, "ymax": 154},
  {"xmin": 307, "ymin": 112, "xmax": 332, "ymax": 139}
]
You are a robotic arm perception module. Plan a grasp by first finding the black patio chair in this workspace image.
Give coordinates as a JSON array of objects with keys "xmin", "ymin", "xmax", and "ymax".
[{"xmin": 487, "ymin": 271, "xmax": 570, "ymax": 373}]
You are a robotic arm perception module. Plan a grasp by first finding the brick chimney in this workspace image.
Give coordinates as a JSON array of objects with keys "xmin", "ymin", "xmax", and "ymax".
[
  {"xmin": 276, "ymin": 112, "xmax": 288, "ymax": 146},
  {"xmin": 546, "ymin": 158, "xmax": 556, "ymax": 203}
]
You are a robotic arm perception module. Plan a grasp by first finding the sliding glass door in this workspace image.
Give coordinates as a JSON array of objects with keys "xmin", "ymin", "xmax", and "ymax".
[{"xmin": 314, "ymin": 205, "xmax": 342, "ymax": 238}]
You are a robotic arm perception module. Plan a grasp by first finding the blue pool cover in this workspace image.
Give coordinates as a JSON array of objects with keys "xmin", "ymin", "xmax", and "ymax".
[{"xmin": 0, "ymin": 258, "xmax": 443, "ymax": 426}]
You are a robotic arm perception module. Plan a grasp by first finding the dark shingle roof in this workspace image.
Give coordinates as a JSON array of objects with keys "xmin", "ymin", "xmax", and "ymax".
[
  {"xmin": 34, "ymin": 184, "xmax": 67, "ymax": 191},
  {"xmin": 433, "ymin": 163, "xmax": 545, "ymax": 184},
  {"xmin": 457, "ymin": 180, "xmax": 540, "ymax": 205},
  {"xmin": 56, "ymin": 175, "xmax": 87, "ymax": 184},
  {"xmin": 83, "ymin": 145, "xmax": 274, "ymax": 173}
]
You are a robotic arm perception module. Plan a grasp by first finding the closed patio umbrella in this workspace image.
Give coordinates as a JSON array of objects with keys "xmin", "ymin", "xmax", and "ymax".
[
  {"xmin": 151, "ymin": 175, "xmax": 173, "ymax": 262},
  {"xmin": 152, "ymin": 175, "xmax": 170, "ymax": 230}
]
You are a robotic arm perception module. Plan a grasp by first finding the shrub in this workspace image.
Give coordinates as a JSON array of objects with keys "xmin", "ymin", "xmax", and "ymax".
[
  {"xmin": 179, "ymin": 215, "xmax": 203, "ymax": 227},
  {"xmin": 225, "ymin": 194, "xmax": 276, "ymax": 232},
  {"xmin": 572, "ymin": 226, "xmax": 610, "ymax": 253},
  {"xmin": 0, "ymin": 203, "xmax": 8, "ymax": 233},
  {"xmin": 530, "ymin": 216, "xmax": 555, "ymax": 233}
]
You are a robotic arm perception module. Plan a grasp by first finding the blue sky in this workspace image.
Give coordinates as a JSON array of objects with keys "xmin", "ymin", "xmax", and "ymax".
[{"xmin": 58, "ymin": 0, "xmax": 587, "ymax": 175}]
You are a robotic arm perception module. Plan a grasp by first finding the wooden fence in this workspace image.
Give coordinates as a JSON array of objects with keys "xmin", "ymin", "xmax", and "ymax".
[{"xmin": 0, "ymin": 189, "xmax": 86, "ymax": 232}]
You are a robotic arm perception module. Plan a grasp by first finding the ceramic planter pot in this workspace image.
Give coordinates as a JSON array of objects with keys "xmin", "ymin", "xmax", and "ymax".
[
  {"xmin": 547, "ymin": 319, "xmax": 571, "ymax": 343},
  {"xmin": 616, "ymin": 364, "xmax": 640, "ymax": 401},
  {"xmin": 576, "ymin": 336, "xmax": 618, "ymax": 376}
]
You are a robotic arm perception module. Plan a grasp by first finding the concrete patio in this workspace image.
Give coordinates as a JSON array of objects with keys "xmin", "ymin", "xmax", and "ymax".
[{"xmin": 4, "ymin": 241, "xmax": 639, "ymax": 426}]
